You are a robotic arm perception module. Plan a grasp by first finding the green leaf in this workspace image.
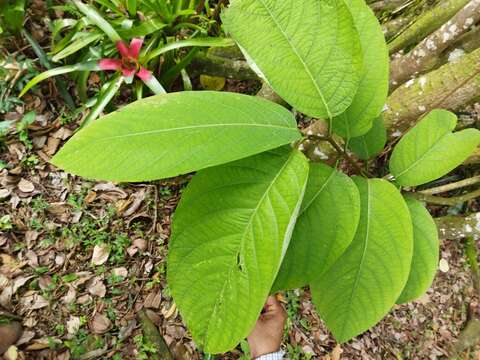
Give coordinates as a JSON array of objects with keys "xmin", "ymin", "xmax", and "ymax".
[
  {"xmin": 117, "ymin": 17, "xmax": 166, "ymax": 38},
  {"xmin": 390, "ymin": 109, "xmax": 480, "ymax": 186},
  {"xmin": 348, "ymin": 116, "xmax": 386, "ymax": 160},
  {"xmin": 81, "ymin": 74, "xmax": 124, "ymax": 128},
  {"xmin": 332, "ymin": 0, "xmax": 389, "ymax": 138},
  {"xmin": 273, "ymin": 163, "xmax": 360, "ymax": 291},
  {"xmin": 311, "ymin": 177, "xmax": 413, "ymax": 343},
  {"xmin": 19, "ymin": 61, "xmax": 100, "ymax": 97},
  {"xmin": 72, "ymin": 0, "xmax": 121, "ymax": 43},
  {"xmin": 51, "ymin": 32, "xmax": 102, "ymax": 62},
  {"xmin": 145, "ymin": 37, "xmax": 235, "ymax": 62},
  {"xmin": 51, "ymin": 91, "xmax": 302, "ymax": 182},
  {"xmin": 168, "ymin": 147, "xmax": 309, "ymax": 353},
  {"xmin": 397, "ymin": 196, "xmax": 439, "ymax": 304},
  {"xmin": 222, "ymin": 0, "xmax": 362, "ymax": 119}
]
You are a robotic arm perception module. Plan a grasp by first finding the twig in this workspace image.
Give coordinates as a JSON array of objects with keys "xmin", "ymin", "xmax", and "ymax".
[
  {"xmin": 465, "ymin": 236, "xmax": 480, "ymax": 293},
  {"xmin": 419, "ymin": 176, "xmax": 480, "ymax": 195},
  {"xmin": 306, "ymin": 134, "xmax": 368, "ymax": 176},
  {"xmin": 389, "ymin": 0, "xmax": 480, "ymax": 90},
  {"xmin": 138, "ymin": 310, "xmax": 174, "ymax": 360},
  {"xmin": 410, "ymin": 188, "xmax": 480, "ymax": 206}
]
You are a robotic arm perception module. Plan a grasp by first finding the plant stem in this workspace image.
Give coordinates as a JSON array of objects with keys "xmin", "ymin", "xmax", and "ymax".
[
  {"xmin": 419, "ymin": 176, "xmax": 480, "ymax": 195},
  {"xmin": 306, "ymin": 134, "xmax": 368, "ymax": 176},
  {"xmin": 81, "ymin": 75, "xmax": 124, "ymax": 128},
  {"xmin": 465, "ymin": 236, "xmax": 480, "ymax": 292},
  {"xmin": 410, "ymin": 188, "xmax": 480, "ymax": 206}
]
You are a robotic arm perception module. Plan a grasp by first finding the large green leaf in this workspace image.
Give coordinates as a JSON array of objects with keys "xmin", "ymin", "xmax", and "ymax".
[
  {"xmin": 390, "ymin": 109, "xmax": 480, "ymax": 187},
  {"xmin": 168, "ymin": 147, "xmax": 309, "ymax": 353},
  {"xmin": 332, "ymin": 0, "xmax": 389, "ymax": 138},
  {"xmin": 312, "ymin": 177, "xmax": 413, "ymax": 343},
  {"xmin": 51, "ymin": 91, "xmax": 302, "ymax": 182},
  {"xmin": 273, "ymin": 163, "xmax": 360, "ymax": 291},
  {"xmin": 397, "ymin": 196, "xmax": 439, "ymax": 304},
  {"xmin": 222, "ymin": 0, "xmax": 362, "ymax": 119},
  {"xmin": 348, "ymin": 116, "xmax": 386, "ymax": 160}
]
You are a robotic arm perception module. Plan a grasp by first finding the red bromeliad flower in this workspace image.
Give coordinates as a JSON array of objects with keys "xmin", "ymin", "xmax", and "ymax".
[{"xmin": 99, "ymin": 38, "xmax": 165, "ymax": 94}]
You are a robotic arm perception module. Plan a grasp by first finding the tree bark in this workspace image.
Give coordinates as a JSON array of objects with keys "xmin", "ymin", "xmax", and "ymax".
[
  {"xmin": 435, "ymin": 212, "xmax": 480, "ymax": 240},
  {"xmin": 389, "ymin": 0, "xmax": 480, "ymax": 90},
  {"xmin": 388, "ymin": 0, "xmax": 471, "ymax": 54},
  {"xmin": 384, "ymin": 46, "xmax": 480, "ymax": 137}
]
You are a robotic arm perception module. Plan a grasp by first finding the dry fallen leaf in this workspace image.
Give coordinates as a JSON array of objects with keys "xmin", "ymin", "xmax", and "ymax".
[
  {"xmin": 112, "ymin": 267, "xmax": 128, "ymax": 278},
  {"xmin": 18, "ymin": 178, "xmax": 34, "ymax": 193},
  {"xmin": 439, "ymin": 259, "xmax": 450, "ymax": 273},
  {"xmin": 66, "ymin": 316, "xmax": 80, "ymax": 336},
  {"xmin": 144, "ymin": 291, "xmax": 162, "ymax": 309},
  {"xmin": 3, "ymin": 345, "xmax": 18, "ymax": 360},
  {"xmin": 87, "ymin": 277, "xmax": 106, "ymax": 298},
  {"xmin": 162, "ymin": 303, "xmax": 177, "ymax": 319},
  {"xmin": 91, "ymin": 244, "xmax": 110, "ymax": 266},
  {"xmin": 62, "ymin": 285, "xmax": 76, "ymax": 304},
  {"xmin": 16, "ymin": 330, "xmax": 35, "ymax": 346},
  {"xmin": 90, "ymin": 313, "xmax": 111, "ymax": 334},
  {"xmin": 331, "ymin": 344, "xmax": 343, "ymax": 360}
]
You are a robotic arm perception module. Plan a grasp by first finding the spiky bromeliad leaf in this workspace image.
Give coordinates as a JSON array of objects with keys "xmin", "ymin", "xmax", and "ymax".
[
  {"xmin": 397, "ymin": 196, "xmax": 439, "ymax": 304},
  {"xmin": 312, "ymin": 177, "xmax": 413, "ymax": 343},
  {"xmin": 168, "ymin": 147, "xmax": 309, "ymax": 353},
  {"xmin": 51, "ymin": 91, "xmax": 302, "ymax": 182},
  {"xmin": 332, "ymin": 0, "xmax": 389, "ymax": 138},
  {"xmin": 390, "ymin": 109, "xmax": 480, "ymax": 187},
  {"xmin": 222, "ymin": 0, "xmax": 362, "ymax": 119},
  {"xmin": 273, "ymin": 163, "xmax": 360, "ymax": 291},
  {"xmin": 348, "ymin": 116, "xmax": 387, "ymax": 160}
]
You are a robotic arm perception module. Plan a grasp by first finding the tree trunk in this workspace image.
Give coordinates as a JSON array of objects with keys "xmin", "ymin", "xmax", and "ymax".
[
  {"xmin": 388, "ymin": 0, "xmax": 471, "ymax": 53},
  {"xmin": 384, "ymin": 46, "xmax": 480, "ymax": 138},
  {"xmin": 389, "ymin": 0, "xmax": 480, "ymax": 90}
]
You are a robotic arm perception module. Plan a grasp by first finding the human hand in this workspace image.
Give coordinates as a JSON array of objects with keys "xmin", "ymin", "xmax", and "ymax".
[{"xmin": 247, "ymin": 295, "xmax": 287, "ymax": 358}]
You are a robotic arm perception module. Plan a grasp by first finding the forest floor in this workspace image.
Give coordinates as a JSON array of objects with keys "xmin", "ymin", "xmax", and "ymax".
[{"xmin": 1, "ymin": 76, "xmax": 480, "ymax": 359}]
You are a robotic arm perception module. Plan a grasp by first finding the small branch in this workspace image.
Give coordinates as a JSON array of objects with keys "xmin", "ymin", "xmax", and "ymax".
[
  {"xmin": 435, "ymin": 212, "xmax": 480, "ymax": 240},
  {"xmin": 418, "ymin": 175, "xmax": 480, "ymax": 195},
  {"xmin": 384, "ymin": 46, "xmax": 480, "ymax": 137},
  {"xmin": 306, "ymin": 134, "xmax": 368, "ymax": 176},
  {"xmin": 449, "ymin": 318, "xmax": 480, "ymax": 357},
  {"xmin": 137, "ymin": 310, "xmax": 173, "ymax": 360},
  {"xmin": 465, "ymin": 236, "xmax": 480, "ymax": 292},
  {"xmin": 410, "ymin": 188, "xmax": 480, "ymax": 206},
  {"xmin": 389, "ymin": 0, "xmax": 480, "ymax": 90},
  {"xmin": 388, "ymin": 0, "xmax": 471, "ymax": 54}
]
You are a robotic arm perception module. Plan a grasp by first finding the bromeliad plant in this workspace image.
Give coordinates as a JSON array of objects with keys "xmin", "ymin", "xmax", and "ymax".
[
  {"xmin": 50, "ymin": 0, "xmax": 480, "ymax": 354},
  {"xmin": 19, "ymin": 0, "xmax": 233, "ymax": 126}
]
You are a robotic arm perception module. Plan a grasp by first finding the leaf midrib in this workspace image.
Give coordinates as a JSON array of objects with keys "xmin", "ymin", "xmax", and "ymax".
[
  {"xmin": 255, "ymin": 0, "xmax": 332, "ymax": 119},
  {"xmin": 204, "ymin": 150, "xmax": 297, "ymax": 345},
  {"xmin": 82, "ymin": 123, "xmax": 298, "ymax": 142},
  {"xmin": 339, "ymin": 179, "xmax": 371, "ymax": 338},
  {"xmin": 395, "ymin": 132, "xmax": 451, "ymax": 180}
]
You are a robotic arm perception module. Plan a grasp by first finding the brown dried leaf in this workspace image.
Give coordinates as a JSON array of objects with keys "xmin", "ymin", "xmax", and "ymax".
[
  {"xmin": 16, "ymin": 330, "xmax": 35, "ymax": 346},
  {"xmin": 90, "ymin": 313, "xmax": 111, "ymax": 334},
  {"xmin": 66, "ymin": 316, "xmax": 80, "ymax": 336},
  {"xmin": 91, "ymin": 244, "xmax": 109, "ymax": 266},
  {"xmin": 122, "ymin": 189, "xmax": 145, "ymax": 217},
  {"xmin": 62, "ymin": 285, "xmax": 76, "ymax": 304},
  {"xmin": 47, "ymin": 202, "xmax": 70, "ymax": 222},
  {"xmin": 144, "ymin": 291, "xmax": 162, "ymax": 309},
  {"xmin": 4, "ymin": 345, "xmax": 18, "ymax": 360},
  {"xmin": 112, "ymin": 267, "xmax": 128, "ymax": 278},
  {"xmin": 44, "ymin": 137, "xmax": 60, "ymax": 156},
  {"xmin": 87, "ymin": 277, "xmax": 106, "ymax": 298},
  {"xmin": 17, "ymin": 179, "xmax": 34, "ymax": 193}
]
